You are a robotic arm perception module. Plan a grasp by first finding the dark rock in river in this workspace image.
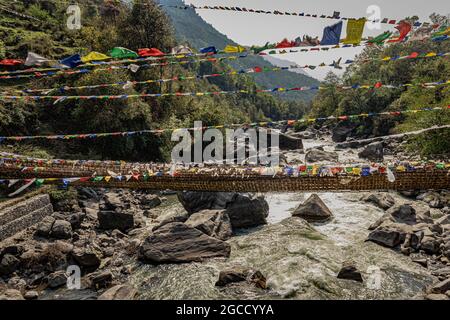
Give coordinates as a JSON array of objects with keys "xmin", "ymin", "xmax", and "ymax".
[
  {"xmin": 215, "ymin": 267, "xmax": 267, "ymax": 289},
  {"xmin": 215, "ymin": 268, "xmax": 248, "ymax": 286},
  {"xmin": 98, "ymin": 284, "xmax": 138, "ymax": 300},
  {"xmin": 304, "ymin": 149, "xmax": 338, "ymax": 163},
  {"xmin": 337, "ymin": 262, "xmax": 363, "ymax": 282},
  {"xmin": 139, "ymin": 222, "xmax": 231, "ymax": 264},
  {"xmin": 358, "ymin": 142, "xmax": 384, "ymax": 161},
  {"xmin": 185, "ymin": 210, "xmax": 233, "ymax": 241},
  {"xmin": 292, "ymin": 194, "xmax": 333, "ymax": 223},
  {"xmin": 332, "ymin": 123, "xmax": 355, "ymax": 142},
  {"xmin": 279, "ymin": 133, "xmax": 304, "ymax": 151},
  {"xmin": 97, "ymin": 210, "xmax": 134, "ymax": 232},
  {"xmin": 177, "ymin": 192, "xmax": 269, "ymax": 228},
  {"xmin": 362, "ymin": 193, "xmax": 395, "ymax": 210}
]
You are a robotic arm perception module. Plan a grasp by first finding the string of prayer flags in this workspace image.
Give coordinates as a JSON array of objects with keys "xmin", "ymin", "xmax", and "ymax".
[
  {"xmin": 159, "ymin": 4, "xmax": 432, "ymax": 27},
  {"xmin": 320, "ymin": 21, "xmax": 343, "ymax": 45},
  {"xmin": 0, "ymin": 106, "xmax": 448, "ymax": 143},
  {"xmin": 388, "ymin": 21, "xmax": 412, "ymax": 43},
  {"xmin": 138, "ymin": 48, "xmax": 165, "ymax": 57},
  {"xmin": 1, "ymin": 80, "xmax": 448, "ymax": 103},
  {"xmin": 109, "ymin": 47, "xmax": 139, "ymax": 59},
  {"xmin": 342, "ymin": 18, "xmax": 366, "ymax": 45},
  {"xmin": 81, "ymin": 51, "xmax": 110, "ymax": 63}
]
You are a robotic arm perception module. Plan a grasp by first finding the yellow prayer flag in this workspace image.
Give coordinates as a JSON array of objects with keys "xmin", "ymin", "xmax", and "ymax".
[
  {"xmin": 223, "ymin": 45, "xmax": 246, "ymax": 53},
  {"xmin": 342, "ymin": 19, "xmax": 366, "ymax": 45},
  {"xmin": 81, "ymin": 51, "xmax": 110, "ymax": 63},
  {"xmin": 352, "ymin": 167, "xmax": 362, "ymax": 175},
  {"xmin": 105, "ymin": 176, "xmax": 111, "ymax": 182}
]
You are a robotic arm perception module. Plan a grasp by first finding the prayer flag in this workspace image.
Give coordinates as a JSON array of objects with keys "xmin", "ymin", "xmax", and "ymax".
[
  {"xmin": 320, "ymin": 21, "xmax": 343, "ymax": 45},
  {"xmin": 223, "ymin": 45, "xmax": 246, "ymax": 53},
  {"xmin": 60, "ymin": 54, "xmax": 82, "ymax": 68},
  {"xmin": 109, "ymin": 47, "xmax": 138, "ymax": 59},
  {"xmin": 342, "ymin": 18, "xmax": 366, "ymax": 45},
  {"xmin": 81, "ymin": 51, "xmax": 110, "ymax": 63},
  {"xmin": 388, "ymin": 21, "xmax": 412, "ymax": 43},
  {"xmin": 24, "ymin": 52, "xmax": 50, "ymax": 66}
]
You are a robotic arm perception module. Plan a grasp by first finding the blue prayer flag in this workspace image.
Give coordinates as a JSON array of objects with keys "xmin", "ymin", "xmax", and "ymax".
[
  {"xmin": 60, "ymin": 54, "xmax": 82, "ymax": 68},
  {"xmin": 321, "ymin": 21, "xmax": 343, "ymax": 45}
]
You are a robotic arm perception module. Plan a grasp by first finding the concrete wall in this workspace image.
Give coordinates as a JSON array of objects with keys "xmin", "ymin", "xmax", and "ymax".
[{"xmin": 0, "ymin": 194, "xmax": 53, "ymax": 241}]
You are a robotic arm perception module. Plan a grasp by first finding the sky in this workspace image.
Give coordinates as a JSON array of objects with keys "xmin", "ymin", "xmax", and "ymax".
[{"xmin": 183, "ymin": 0, "xmax": 450, "ymax": 79}]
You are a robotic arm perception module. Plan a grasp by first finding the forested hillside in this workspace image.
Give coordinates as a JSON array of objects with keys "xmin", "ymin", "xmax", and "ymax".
[
  {"xmin": 0, "ymin": 0, "xmax": 308, "ymax": 161},
  {"xmin": 307, "ymin": 21, "xmax": 450, "ymax": 156},
  {"xmin": 159, "ymin": 0, "xmax": 320, "ymax": 102}
]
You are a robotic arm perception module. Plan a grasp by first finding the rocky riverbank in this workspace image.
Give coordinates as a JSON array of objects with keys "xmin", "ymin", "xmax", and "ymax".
[{"xmin": 0, "ymin": 129, "xmax": 449, "ymax": 300}]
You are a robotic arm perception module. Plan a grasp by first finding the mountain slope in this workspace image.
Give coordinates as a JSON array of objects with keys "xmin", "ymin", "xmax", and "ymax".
[{"xmin": 159, "ymin": 0, "xmax": 320, "ymax": 102}]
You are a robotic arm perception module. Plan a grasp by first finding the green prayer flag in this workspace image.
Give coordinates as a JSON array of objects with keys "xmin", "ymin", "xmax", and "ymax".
[
  {"xmin": 367, "ymin": 31, "xmax": 392, "ymax": 45},
  {"xmin": 109, "ymin": 47, "xmax": 139, "ymax": 59},
  {"xmin": 35, "ymin": 179, "xmax": 45, "ymax": 187}
]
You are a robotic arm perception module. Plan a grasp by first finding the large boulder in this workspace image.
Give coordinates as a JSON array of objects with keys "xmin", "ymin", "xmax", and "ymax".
[
  {"xmin": 185, "ymin": 210, "xmax": 233, "ymax": 240},
  {"xmin": 0, "ymin": 254, "xmax": 20, "ymax": 276},
  {"xmin": 51, "ymin": 220, "xmax": 73, "ymax": 239},
  {"xmin": 362, "ymin": 193, "xmax": 395, "ymax": 210},
  {"xmin": 139, "ymin": 222, "xmax": 231, "ymax": 264},
  {"xmin": 98, "ymin": 285, "xmax": 138, "ymax": 300},
  {"xmin": 366, "ymin": 222, "xmax": 412, "ymax": 248},
  {"xmin": 35, "ymin": 216, "xmax": 56, "ymax": 237},
  {"xmin": 71, "ymin": 247, "xmax": 101, "ymax": 270},
  {"xmin": 47, "ymin": 270, "xmax": 67, "ymax": 289},
  {"xmin": 279, "ymin": 133, "xmax": 304, "ymax": 151},
  {"xmin": 304, "ymin": 149, "xmax": 338, "ymax": 163},
  {"xmin": 337, "ymin": 261, "xmax": 363, "ymax": 282},
  {"xmin": 177, "ymin": 192, "xmax": 269, "ymax": 228},
  {"xmin": 97, "ymin": 211, "xmax": 134, "ymax": 232},
  {"xmin": 332, "ymin": 123, "xmax": 355, "ymax": 142},
  {"xmin": 417, "ymin": 191, "xmax": 444, "ymax": 209},
  {"xmin": 358, "ymin": 142, "xmax": 384, "ymax": 161},
  {"xmin": 292, "ymin": 194, "xmax": 333, "ymax": 222}
]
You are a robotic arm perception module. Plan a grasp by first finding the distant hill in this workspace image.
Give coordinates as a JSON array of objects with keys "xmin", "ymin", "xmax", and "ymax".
[{"xmin": 159, "ymin": 0, "xmax": 320, "ymax": 102}]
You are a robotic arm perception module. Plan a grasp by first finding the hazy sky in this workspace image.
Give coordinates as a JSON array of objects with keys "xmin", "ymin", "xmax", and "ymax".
[{"xmin": 183, "ymin": 0, "xmax": 450, "ymax": 79}]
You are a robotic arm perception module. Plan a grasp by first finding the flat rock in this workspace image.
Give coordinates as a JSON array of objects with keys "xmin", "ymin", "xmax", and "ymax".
[
  {"xmin": 305, "ymin": 149, "xmax": 338, "ymax": 163},
  {"xmin": 98, "ymin": 285, "xmax": 138, "ymax": 300},
  {"xmin": 139, "ymin": 222, "xmax": 231, "ymax": 264},
  {"xmin": 185, "ymin": 210, "xmax": 233, "ymax": 241},
  {"xmin": 362, "ymin": 193, "xmax": 395, "ymax": 210},
  {"xmin": 51, "ymin": 219, "xmax": 73, "ymax": 239},
  {"xmin": 292, "ymin": 194, "xmax": 333, "ymax": 223},
  {"xmin": 430, "ymin": 278, "xmax": 450, "ymax": 294}
]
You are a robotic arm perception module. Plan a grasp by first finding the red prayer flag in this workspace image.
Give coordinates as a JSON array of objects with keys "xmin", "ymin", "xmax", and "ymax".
[
  {"xmin": 0, "ymin": 59, "xmax": 23, "ymax": 66},
  {"xmin": 138, "ymin": 48, "xmax": 165, "ymax": 57},
  {"xmin": 388, "ymin": 21, "xmax": 412, "ymax": 43}
]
